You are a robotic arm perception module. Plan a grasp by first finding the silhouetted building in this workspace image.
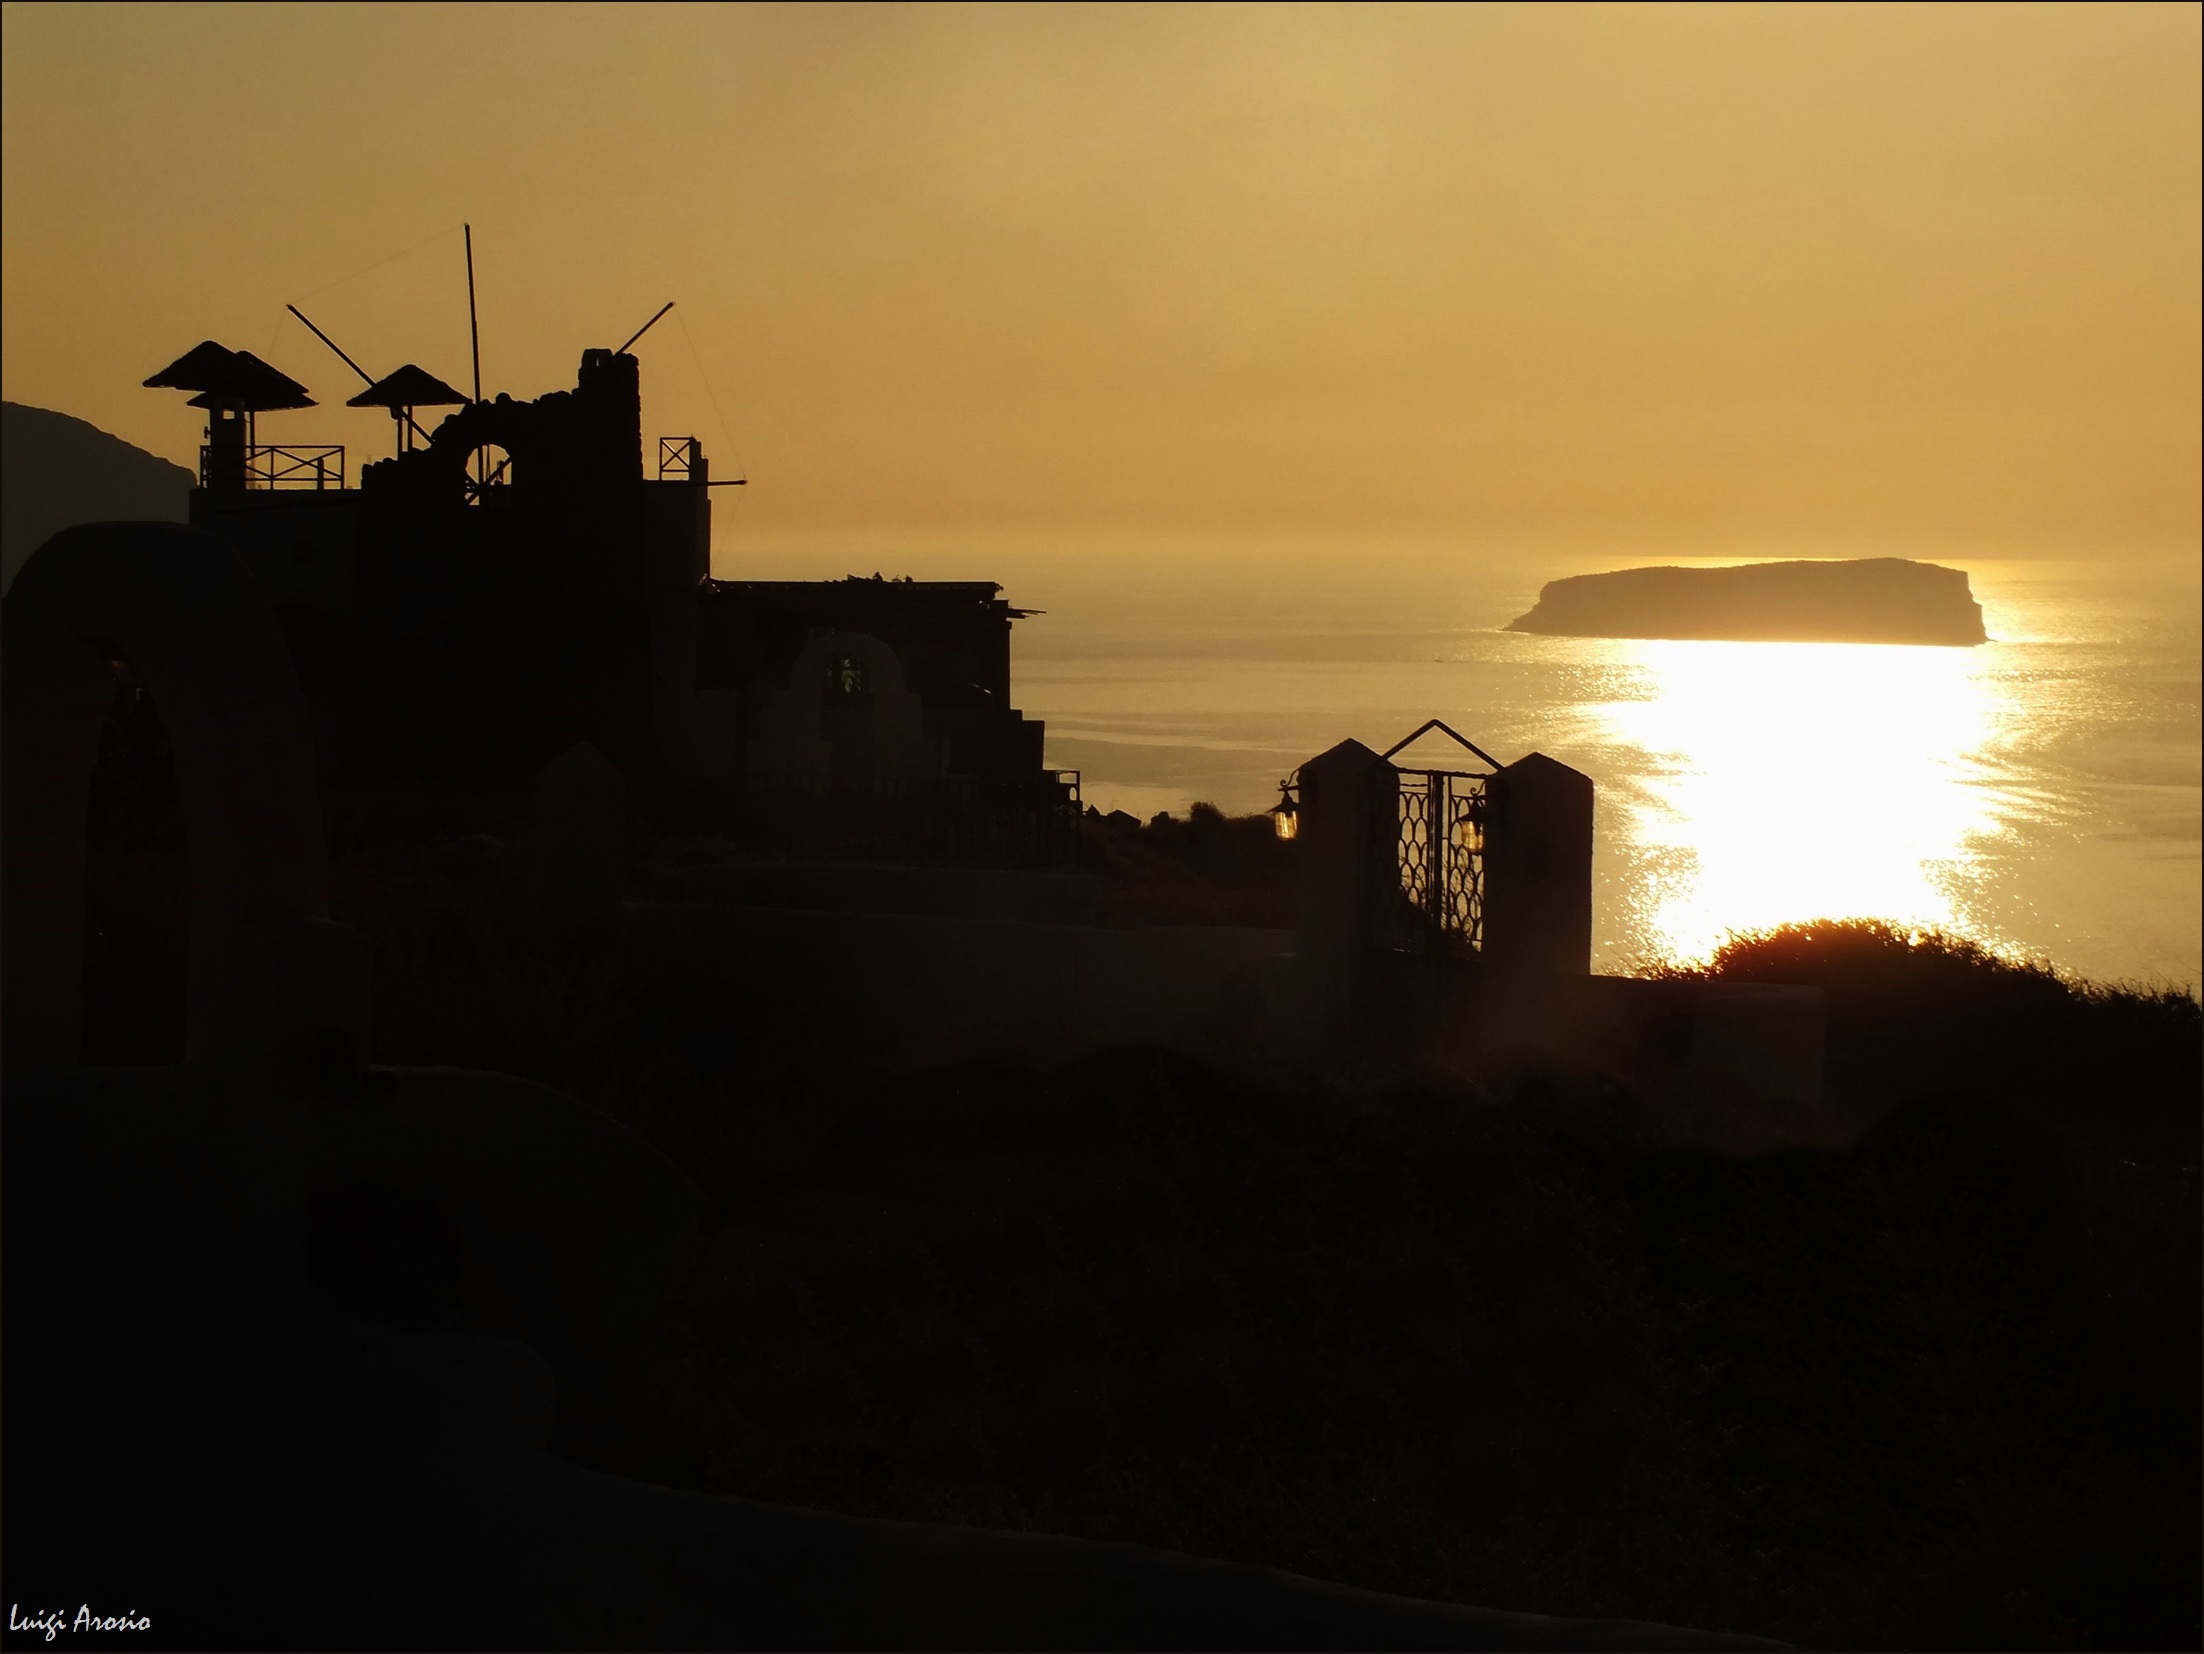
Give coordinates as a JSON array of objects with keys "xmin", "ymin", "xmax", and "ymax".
[{"xmin": 151, "ymin": 342, "xmax": 1074, "ymax": 851}]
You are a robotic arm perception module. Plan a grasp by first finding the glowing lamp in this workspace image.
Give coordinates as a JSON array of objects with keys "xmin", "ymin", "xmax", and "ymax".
[{"xmin": 1269, "ymin": 780, "xmax": 1299, "ymax": 841}]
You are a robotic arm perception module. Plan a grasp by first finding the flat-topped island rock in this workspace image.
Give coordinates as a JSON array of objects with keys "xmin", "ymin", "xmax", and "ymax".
[{"xmin": 1507, "ymin": 557, "xmax": 1987, "ymax": 646}]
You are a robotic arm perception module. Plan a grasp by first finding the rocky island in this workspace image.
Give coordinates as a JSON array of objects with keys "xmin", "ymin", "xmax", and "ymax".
[{"xmin": 1507, "ymin": 557, "xmax": 1988, "ymax": 646}]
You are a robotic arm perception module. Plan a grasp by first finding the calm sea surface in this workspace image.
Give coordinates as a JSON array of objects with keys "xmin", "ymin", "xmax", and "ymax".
[
  {"xmin": 993, "ymin": 549, "xmax": 2200, "ymax": 989},
  {"xmin": 728, "ymin": 533, "xmax": 2197, "ymax": 987}
]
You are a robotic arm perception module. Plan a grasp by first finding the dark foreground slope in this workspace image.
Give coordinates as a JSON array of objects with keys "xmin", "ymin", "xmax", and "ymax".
[
  {"xmin": 657, "ymin": 932, "xmax": 2195, "ymax": 1652},
  {"xmin": 76, "ymin": 818, "xmax": 2202, "ymax": 1650},
  {"xmin": 0, "ymin": 401, "xmax": 192, "ymax": 593},
  {"xmin": 1508, "ymin": 558, "xmax": 1988, "ymax": 645}
]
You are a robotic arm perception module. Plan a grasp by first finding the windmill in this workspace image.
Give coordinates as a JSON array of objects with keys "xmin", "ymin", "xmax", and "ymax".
[
  {"xmin": 345, "ymin": 364, "xmax": 470, "ymax": 456},
  {"xmin": 144, "ymin": 342, "xmax": 315, "ymax": 490}
]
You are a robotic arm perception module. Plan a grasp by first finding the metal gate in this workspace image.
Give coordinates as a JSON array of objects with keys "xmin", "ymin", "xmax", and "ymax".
[
  {"xmin": 1377, "ymin": 720, "xmax": 1500, "ymax": 957},
  {"xmin": 1381, "ymin": 768, "xmax": 1488, "ymax": 955}
]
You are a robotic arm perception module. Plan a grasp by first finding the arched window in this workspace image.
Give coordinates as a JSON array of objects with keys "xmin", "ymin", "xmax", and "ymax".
[{"xmin": 462, "ymin": 444, "xmax": 512, "ymax": 506}]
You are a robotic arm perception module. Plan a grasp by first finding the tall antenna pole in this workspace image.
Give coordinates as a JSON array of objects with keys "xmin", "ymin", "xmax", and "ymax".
[
  {"xmin": 287, "ymin": 302, "xmax": 428, "ymax": 445},
  {"xmin": 617, "ymin": 302, "xmax": 675, "ymax": 355},
  {"xmin": 464, "ymin": 223, "xmax": 482, "ymax": 403},
  {"xmin": 287, "ymin": 303, "xmax": 375, "ymax": 385}
]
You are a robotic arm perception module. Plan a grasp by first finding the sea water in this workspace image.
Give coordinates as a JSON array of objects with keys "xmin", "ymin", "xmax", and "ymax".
[{"xmin": 729, "ymin": 534, "xmax": 2201, "ymax": 989}]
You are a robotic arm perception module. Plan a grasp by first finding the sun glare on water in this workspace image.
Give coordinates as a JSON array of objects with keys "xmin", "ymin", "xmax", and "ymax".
[{"xmin": 1592, "ymin": 639, "xmax": 2012, "ymax": 965}]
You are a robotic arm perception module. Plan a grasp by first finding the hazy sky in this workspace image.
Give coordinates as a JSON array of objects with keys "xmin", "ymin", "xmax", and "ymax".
[{"xmin": 4, "ymin": 2, "xmax": 2197, "ymax": 560}]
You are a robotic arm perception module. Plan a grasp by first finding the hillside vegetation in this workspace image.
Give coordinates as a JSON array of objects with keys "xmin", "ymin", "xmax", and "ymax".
[{"xmin": 77, "ymin": 821, "xmax": 2202, "ymax": 1649}]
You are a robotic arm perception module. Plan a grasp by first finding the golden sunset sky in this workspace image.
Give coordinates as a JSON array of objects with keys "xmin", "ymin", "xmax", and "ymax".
[{"xmin": 3, "ymin": 1, "xmax": 2197, "ymax": 560}]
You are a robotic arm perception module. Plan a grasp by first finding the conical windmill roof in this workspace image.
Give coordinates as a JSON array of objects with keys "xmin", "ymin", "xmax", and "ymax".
[
  {"xmin": 144, "ymin": 340, "xmax": 241, "ymax": 390},
  {"xmin": 347, "ymin": 363, "xmax": 469, "ymax": 410},
  {"xmin": 148, "ymin": 342, "xmax": 315, "ymax": 410}
]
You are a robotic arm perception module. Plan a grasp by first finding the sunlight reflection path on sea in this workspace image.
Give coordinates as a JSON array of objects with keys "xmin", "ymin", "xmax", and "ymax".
[{"xmin": 1584, "ymin": 639, "xmax": 2009, "ymax": 965}]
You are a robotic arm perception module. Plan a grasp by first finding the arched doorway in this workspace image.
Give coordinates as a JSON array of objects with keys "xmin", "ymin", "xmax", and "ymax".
[
  {"xmin": 3, "ymin": 522, "xmax": 332, "ymax": 1069},
  {"xmin": 821, "ymin": 652, "xmax": 875, "ymax": 773}
]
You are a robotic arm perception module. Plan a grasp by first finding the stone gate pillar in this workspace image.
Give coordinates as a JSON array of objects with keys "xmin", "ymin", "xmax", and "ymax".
[
  {"xmin": 1481, "ymin": 751, "xmax": 1595, "ymax": 985},
  {"xmin": 1294, "ymin": 738, "xmax": 1399, "ymax": 1036}
]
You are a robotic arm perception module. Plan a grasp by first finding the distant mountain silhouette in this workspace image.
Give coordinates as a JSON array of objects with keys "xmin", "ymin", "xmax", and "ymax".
[
  {"xmin": 1507, "ymin": 557, "xmax": 1988, "ymax": 646},
  {"xmin": 2, "ymin": 402, "xmax": 192, "ymax": 593}
]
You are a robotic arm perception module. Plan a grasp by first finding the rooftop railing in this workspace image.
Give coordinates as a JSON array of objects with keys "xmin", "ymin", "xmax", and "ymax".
[
  {"xmin": 658, "ymin": 436, "xmax": 701, "ymax": 481},
  {"xmin": 200, "ymin": 444, "xmax": 346, "ymax": 491}
]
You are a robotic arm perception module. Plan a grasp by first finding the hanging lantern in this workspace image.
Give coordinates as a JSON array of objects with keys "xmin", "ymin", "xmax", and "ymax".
[{"xmin": 1269, "ymin": 779, "xmax": 1299, "ymax": 841}]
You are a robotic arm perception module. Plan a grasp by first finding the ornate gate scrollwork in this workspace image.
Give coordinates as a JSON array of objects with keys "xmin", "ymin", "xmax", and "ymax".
[
  {"xmin": 1385, "ymin": 768, "xmax": 1488, "ymax": 954},
  {"xmin": 1379, "ymin": 719, "xmax": 1501, "ymax": 956}
]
